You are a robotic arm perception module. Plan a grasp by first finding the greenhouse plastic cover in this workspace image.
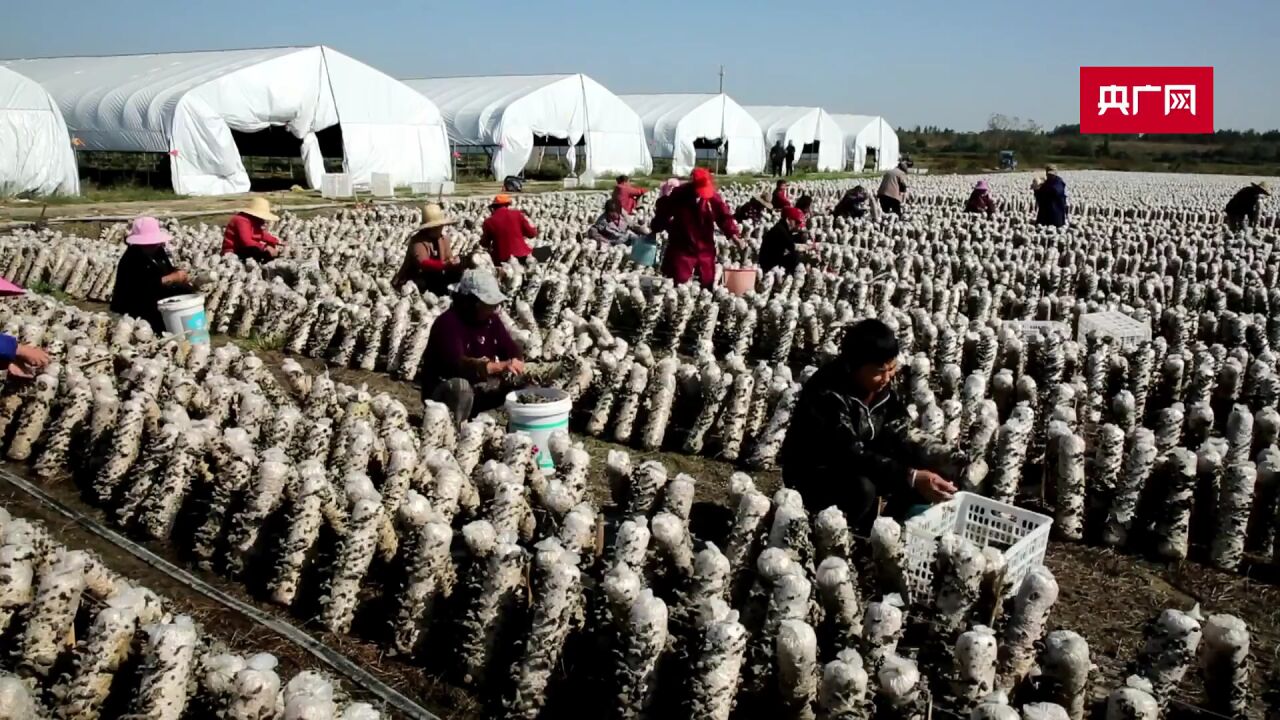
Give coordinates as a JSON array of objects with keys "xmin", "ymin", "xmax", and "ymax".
[
  {"xmin": 403, "ymin": 74, "xmax": 652, "ymax": 180},
  {"xmin": 744, "ymin": 105, "xmax": 845, "ymax": 172},
  {"xmin": 0, "ymin": 66, "xmax": 78, "ymax": 197},
  {"xmin": 831, "ymin": 114, "xmax": 900, "ymax": 172},
  {"xmin": 2, "ymin": 47, "xmax": 451, "ymax": 196},
  {"xmin": 621, "ymin": 93, "xmax": 765, "ymax": 176}
]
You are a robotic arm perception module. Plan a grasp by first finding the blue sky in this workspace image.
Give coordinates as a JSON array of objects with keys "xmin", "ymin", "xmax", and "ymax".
[{"xmin": 3, "ymin": 0, "xmax": 1275, "ymax": 131}]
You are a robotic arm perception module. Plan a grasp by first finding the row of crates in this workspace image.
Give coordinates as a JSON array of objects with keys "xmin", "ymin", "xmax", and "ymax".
[{"xmin": 319, "ymin": 173, "xmax": 455, "ymax": 199}]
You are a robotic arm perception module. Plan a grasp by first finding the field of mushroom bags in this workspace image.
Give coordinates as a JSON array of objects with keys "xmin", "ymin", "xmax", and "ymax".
[
  {"xmin": 0, "ymin": 169, "xmax": 1278, "ymax": 718},
  {"xmin": 0, "ymin": 504, "xmax": 387, "ymax": 719}
]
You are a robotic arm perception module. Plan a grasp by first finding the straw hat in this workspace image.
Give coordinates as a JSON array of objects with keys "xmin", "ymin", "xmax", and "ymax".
[
  {"xmin": 1254, "ymin": 181, "xmax": 1272, "ymax": 195},
  {"xmin": 241, "ymin": 196, "xmax": 278, "ymax": 222},
  {"xmin": 1045, "ymin": 164, "xmax": 1059, "ymax": 175},
  {"xmin": 125, "ymin": 217, "xmax": 172, "ymax": 246},
  {"xmin": 420, "ymin": 203, "xmax": 456, "ymax": 229}
]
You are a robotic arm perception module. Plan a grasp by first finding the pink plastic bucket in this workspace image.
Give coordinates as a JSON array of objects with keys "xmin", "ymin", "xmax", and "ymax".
[{"xmin": 722, "ymin": 267, "xmax": 757, "ymax": 296}]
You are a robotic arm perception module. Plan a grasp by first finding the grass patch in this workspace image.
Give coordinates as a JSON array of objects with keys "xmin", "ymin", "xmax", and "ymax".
[
  {"xmin": 236, "ymin": 333, "xmax": 286, "ymax": 353},
  {"xmin": 25, "ymin": 281, "xmax": 71, "ymax": 303}
]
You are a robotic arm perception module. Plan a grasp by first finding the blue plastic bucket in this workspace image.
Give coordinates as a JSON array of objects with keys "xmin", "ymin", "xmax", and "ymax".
[{"xmin": 630, "ymin": 236, "xmax": 659, "ymax": 267}]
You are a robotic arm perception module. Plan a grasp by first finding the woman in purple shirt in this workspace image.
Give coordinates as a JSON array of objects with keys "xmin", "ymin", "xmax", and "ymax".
[{"xmin": 419, "ymin": 269, "xmax": 527, "ymax": 424}]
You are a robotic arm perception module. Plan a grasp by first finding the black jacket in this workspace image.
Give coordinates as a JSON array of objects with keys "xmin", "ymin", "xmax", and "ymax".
[
  {"xmin": 759, "ymin": 219, "xmax": 806, "ymax": 274},
  {"xmin": 780, "ymin": 361, "xmax": 926, "ymax": 500},
  {"xmin": 1224, "ymin": 185, "xmax": 1266, "ymax": 221},
  {"xmin": 1034, "ymin": 175, "xmax": 1068, "ymax": 227},
  {"xmin": 110, "ymin": 245, "xmax": 190, "ymax": 332}
]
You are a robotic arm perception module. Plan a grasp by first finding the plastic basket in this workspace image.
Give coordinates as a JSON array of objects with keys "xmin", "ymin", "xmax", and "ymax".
[
  {"xmin": 902, "ymin": 491, "xmax": 1052, "ymax": 604},
  {"xmin": 320, "ymin": 174, "xmax": 353, "ymax": 199},
  {"xmin": 370, "ymin": 173, "xmax": 394, "ymax": 198},
  {"xmin": 1077, "ymin": 311, "xmax": 1151, "ymax": 350}
]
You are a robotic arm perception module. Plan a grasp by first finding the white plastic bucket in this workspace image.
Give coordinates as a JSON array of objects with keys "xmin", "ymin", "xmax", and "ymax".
[
  {"xmin": 505, "ymin": 387, "xmax": 572, "ymax": 473},
  {"xmin": 157, "ymin": 294, "xmax": 209, "ymax": 345}
]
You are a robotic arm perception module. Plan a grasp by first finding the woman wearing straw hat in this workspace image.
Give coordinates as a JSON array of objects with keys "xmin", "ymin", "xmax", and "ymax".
[
  {"xmin": 0, "ymin": 278, "xmax": 50, "ymax": 379},
  {"xmin": 392, "ymin": 204, "xmax": 463, "ymax": 297},
  {"xmin": 1224, "ymin": 180, "xmax": 1271, "ymax": 231},
  {"xmin": 221, "ymin": 196, "xmax": 282, "ymax": 263},
  {"xmin": 111, "ymin": 217, "xmax": 195, "ymax": 332}
]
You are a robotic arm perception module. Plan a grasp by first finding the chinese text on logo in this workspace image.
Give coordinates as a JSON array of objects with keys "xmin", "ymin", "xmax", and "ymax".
[{"xmin": 1079, "ymin": 67, "xmax": 1213, "ymax": 134}]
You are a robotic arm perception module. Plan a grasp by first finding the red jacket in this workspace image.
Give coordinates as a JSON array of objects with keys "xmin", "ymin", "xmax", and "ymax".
[
  {"xmin": 651, "ymin": 183, "xmax": 739, "ymax": 256},
  {"xmin": 613, "ymin": 183, "xmax": 646, "ymax": 214},
  {"xmin": 772, "ymin": 187, "xmax": 792, "ymax": 210},
  {"xmin": 221, "ymin": 213, "xmax": 279, "ymax": 255},
  {"xmin": 482, "ymin": 207, "xmax": 538, "ymax": 263}
]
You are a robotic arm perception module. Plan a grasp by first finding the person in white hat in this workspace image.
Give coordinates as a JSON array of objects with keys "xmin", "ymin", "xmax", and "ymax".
[
  {"xmin": 1224, "ymin": 180, "xmax": 1271, "ymax": 231},
  {"xmin": 111, "ymin": 216, "xmax": 194, "ymax": 332},
  {"xmin": 392, "ymin": 204, "xmax": 462, "ymax": 295},
  {"xmin": 419, "ymin": 268, "xmax": 528, "ymax": 425},
  {"xmin": 222, "ymin": 196, "xmax": 281, "ymax": 263}
]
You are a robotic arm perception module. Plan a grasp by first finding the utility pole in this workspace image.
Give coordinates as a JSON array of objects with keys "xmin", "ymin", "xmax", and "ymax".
[{"xmin": 718, "ymin": 65, "xmax": 724, "ymax": 94}]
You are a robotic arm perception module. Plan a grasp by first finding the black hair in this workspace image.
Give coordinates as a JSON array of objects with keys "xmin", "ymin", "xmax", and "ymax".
[
  {"xmin": 604, "ymin": 199, "xmax": 621, "ymax": 213},
  {"xmin": 840, "ymin": 319, "xmax": 900, "ymax": 367},
  {"xmin": 776, "ymin": 179, "xmax": 786, "ymax": 187},
  {"xmin": 796, "ymin": 194, "xmax": 813, "ymax": 212},
  {"xmin": 616, "ymin": 175, "xmax": 629, "ymax": 184}
]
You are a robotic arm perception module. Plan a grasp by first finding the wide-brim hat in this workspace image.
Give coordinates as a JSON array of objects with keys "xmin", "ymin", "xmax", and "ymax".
[
  {"xmin": 420, "ymin": 203, "xmax": 456, "ymax": 229},
  {"xmin": 1254, "ymin": 180, "xmax": 1272, "ymax": 195},
  {"xmin": 690, "ymin": 168, "xmax": 716, "ymax": 200},
  {"xmin": 1045, "ymin": 164, "xmax": 1059, "ymax": 175},
  {"xmin": 450, "ymin": 268, "xmax": 507, "ymax": 305},
  {"xmin": 0, "ymin": 277, "xmax": 24, "ymax": 297},
  {"xmin": 975, "ymin": 180, "xmax": 990, "ymax": 191},
  {"xmin": 241, "ymin": 196, "xmax": 279, "ymax": 222},
  {"xmin": 125, "ymin": 216, "xmax": 172, "ymax": 246}
]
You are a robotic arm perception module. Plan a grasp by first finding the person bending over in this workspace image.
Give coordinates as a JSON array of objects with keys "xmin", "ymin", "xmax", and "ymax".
[
  {"xmin": 780, "ymin": 319, "xmax": 960, "ymax": 532},
  {"xmin": 419, "ymin": 269, "xmax": 527, "ymax": 425}
]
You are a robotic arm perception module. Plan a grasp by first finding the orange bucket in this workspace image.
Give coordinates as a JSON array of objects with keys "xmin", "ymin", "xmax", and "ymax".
[{"xmin": 722, "ymin": 267, "xmax": 757, "ymax": 296}]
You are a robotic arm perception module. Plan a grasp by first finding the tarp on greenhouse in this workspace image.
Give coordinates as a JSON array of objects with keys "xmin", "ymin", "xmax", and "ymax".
[
  {"xmin": 0, "ymin": 66, "xmax": 78, "ymax": 197},
  {"xmin": 2, "ymin": 46, "xmax": 451, "ymax": 195},
  {"xmin": 620, "ymin": 93, "xmax": 765, "ymax": 176},
  {"xmin": 831, "ymin": 114, "xmax": 900, "ymax": 172},
  {"xmin": 403, "ymin": 74, "xmax": 652, "ymax": 180},
  {"xmin": 743, "ymin": 105, "xmax": 845, "ymax": 172}
]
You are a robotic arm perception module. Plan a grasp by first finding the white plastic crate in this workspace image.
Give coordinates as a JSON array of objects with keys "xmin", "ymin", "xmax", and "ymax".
[
  {"xmin": 440, "ymin": 181, "xmax": 455, "ymax": 195},
  {"xmin": 409, "ymin": 182, "xmax": 432, "ymax": 195},
  {"xmin": 902, "ymin": 492, "xmax": 1052, "ymax": 604},
  {"xmin": 562, "ymin": 177, "xmax": 580, "ymax": 189},
  {"xmin": 320, "ymin": 173, "xmax": 352, "ymax": 199},
  {"xmin": 1077, "ymin": 311, "xmax": 1151, "ymax": 350},
  {"xmin": 370, "ymin": 173, "xmax": 394, "ymax": 198}
]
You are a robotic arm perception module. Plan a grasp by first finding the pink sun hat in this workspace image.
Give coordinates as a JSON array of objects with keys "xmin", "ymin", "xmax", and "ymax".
[
  {"xmin": 125, "ymin": 216, "xmax": 172, "ymax": 246},
  {"xmin": 975, "ymin": 180, "xmax": 990, "ymax": 192},
  {"xmin": 0, "ymin": 277, "xmax": 24, "ymax": 297}
]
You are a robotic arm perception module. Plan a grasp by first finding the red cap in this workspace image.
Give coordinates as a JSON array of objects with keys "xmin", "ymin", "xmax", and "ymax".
[
  {"xmin": 783, "ymin": 207, "xmax": 805, "ymax": 224},
  {"xmin": 690, "ymin": 167, "xmax": 715, "ymax": 199}
]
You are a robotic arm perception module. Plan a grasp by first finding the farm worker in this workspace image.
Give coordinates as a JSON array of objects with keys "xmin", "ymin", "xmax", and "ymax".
[
  {"xmin": 779, "ymin": 318, "xmax": 961, "ymax": 533},
  {"xmin": 588, "ymin": 200, "xmax": 650, "ymax": 246},
  {"xmin": 657, "ymin": 177, "xmax": 683, "ymax": 198},
  {"xmin": 795, "ymin": 194, "xmax": 814, "ymax": 215},
  {"xmin": 110, "ymin": 217, "xmax": 196, "ymax": 333},
  {"xmin": 651, "ymin": 167, "xmax": 743, "ymax": 288},
  {"xmin": 785, "ymin": 140, "xmax": 797, "ymax": 176},
  {"xmin": 877, "ymin": 159, "xmax": 911, "ymax": 216},
  {"xmin": 965, "ymin": 180, "xmax": 996, "ymax": 216},
  {"xmin": 612, "ymin": 175, "xmax": 647, "ymax": 215},
  {"xmin": 832, "ymin": 186, "xmax": 869, "ymax": 219},
  {"xmin": 481, "ymin": 194, "xmax": 544, "ymax": 265},
  {"xmin": 221, "ymin": 196, "xmax": 281, "ymax": 263},
  {"xmin": 770, "ymin": 141, "xmax": 786, "ymax": 177},
  {"xmin": 392, "ymin": 204, "xmax": 463, "ymax": 297},
  {"xmin": 733, "ymin": 193, "xmax": 771, "ymax": 224},
  {"xmin": 1033, "ymin": 165, "xmax": 1068, "ymax": 227},
  {"xmin": 419, "ymin": 269, "xmax": 527, "ymax": 426},
  {"xmin": 1224, "ymin": 181, "xmax": 1270, "ymax": 230},
  {"xmin": 759, "ymin": 207, "xmax": 809, "ymax": 275},
  {"xmin": 0, "ymin": 278, "xmax": 50, "ymax": 379},
  {"xmin": 772, "ymin": 180, "xmax": 792, "ymax": 210}
]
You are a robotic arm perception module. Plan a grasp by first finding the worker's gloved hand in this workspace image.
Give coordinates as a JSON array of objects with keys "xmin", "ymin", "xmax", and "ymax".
[{"xmin": 912, "ymin": 469, "xmax": 957, "ymax": 504}]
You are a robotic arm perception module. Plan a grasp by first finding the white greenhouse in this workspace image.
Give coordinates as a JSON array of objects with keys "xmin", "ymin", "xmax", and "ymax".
[
  {"xmin": 831, "ymin": 114, "xmax": 901, "ymax": 172},
  {"xmin": 743, "ymin": 105, "xmax": 845, "ymax": 172},
  {"xmin": 403, "ymin": 74, "xmax": 652, "ymax": 181},
  {"xmin": 2, "ymin": 46, "xmax": 452, "ymax": 196},
  {"xmin": 0, "ymin": 66, "xmax": 78, "ymax": 197},
  {"xmin": 620, "ymin": 93, "xmax": 765, "ymax": 176}
]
